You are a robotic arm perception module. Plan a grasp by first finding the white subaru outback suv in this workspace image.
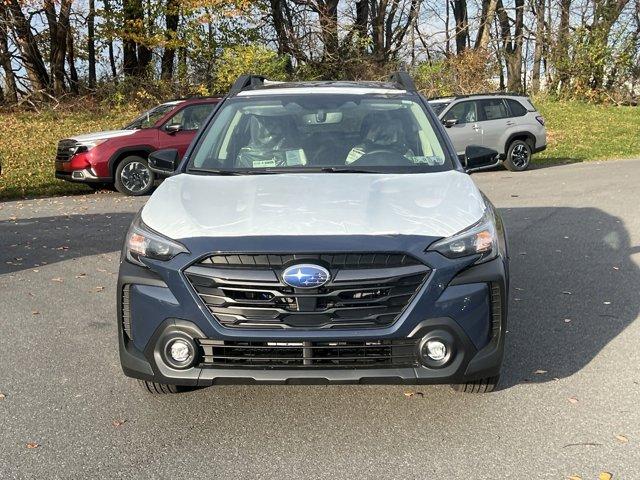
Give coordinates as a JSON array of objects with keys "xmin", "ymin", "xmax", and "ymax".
[{"xmin": 429, "ymin": 94, "xmax": 547, "ymax": 171}]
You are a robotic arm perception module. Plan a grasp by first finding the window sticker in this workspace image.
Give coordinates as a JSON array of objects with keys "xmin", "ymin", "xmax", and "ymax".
[
  {"xmin": 345, "ymin": 147, "xmax": 365, "ymax": 164},
  {"xmin": 252, "ymin": 159, "xmax": 278, "ymax": 168},
  {"xmin": 409, "ymin": 155, "xmax": 445, "ymax": 166},
  {"xmin": 285, "ymin": 149, "xmax": 308, "ymax": 166}
]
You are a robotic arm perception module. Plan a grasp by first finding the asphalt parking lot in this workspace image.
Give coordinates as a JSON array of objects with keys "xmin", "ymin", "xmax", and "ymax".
[{"xmin": 1, "ymin": 159, "xmax": 639, "ymax": 479}]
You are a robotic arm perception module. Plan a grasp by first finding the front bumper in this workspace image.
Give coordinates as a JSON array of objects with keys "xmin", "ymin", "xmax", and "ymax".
[{"xmin": 117, "ymin": 235, "xmax": 508, "ymax": 386}]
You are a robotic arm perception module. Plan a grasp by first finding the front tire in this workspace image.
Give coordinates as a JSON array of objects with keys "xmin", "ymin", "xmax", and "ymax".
[
  {"xmin": 114, "ymin": 155, "xmax": 155, "ymax": 196},
  {"xmin": 503, "ymin": 140, "xmax": 532, "ymax": 172},
  {"xmin": 451, "ymin": 375, "xmax": 500, "ymax": 393},
  {"xmin": 137, "ymin": 380, "xmax": 193, "ymax": 394}
]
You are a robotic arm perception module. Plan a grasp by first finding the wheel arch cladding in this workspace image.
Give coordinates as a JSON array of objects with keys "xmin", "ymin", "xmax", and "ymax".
[
  {"xmin": 109, "ymin": 146, "xmax": 154, "ymax": 176},
  {"xmin": 506, "ymin": 132, "xmax": 535, "ymax": 150}
]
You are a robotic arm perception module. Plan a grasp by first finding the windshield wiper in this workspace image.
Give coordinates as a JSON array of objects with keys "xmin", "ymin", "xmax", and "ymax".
[
  {"xmin": 188, "ymin": 168, "xmax": 249, "ymax": 175},
  {"xmin": 319, "ymin": 167, "xmax": 381, "ymax": 174}
]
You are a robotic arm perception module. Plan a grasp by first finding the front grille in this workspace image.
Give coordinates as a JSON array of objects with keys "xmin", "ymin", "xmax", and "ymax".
[
  {"xmin": 56, "ymin": 139, "xmax": 78, "ymax": 162},
  {"xmin": 184, "ymin": 252, "xmax": 430, "ymax": 329},
  {"xmin": 198, "ymin": 339, "xmax": 419, "ymax": 368}
]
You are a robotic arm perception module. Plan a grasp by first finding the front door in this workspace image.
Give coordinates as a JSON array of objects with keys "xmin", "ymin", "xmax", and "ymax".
[
  {"xmin": 442, "ymin": 100, "xmax": 483, "ymax": 158},
  {"xmin": 157, "ymin": 103, "xmax": 218, "ymax": 159}
]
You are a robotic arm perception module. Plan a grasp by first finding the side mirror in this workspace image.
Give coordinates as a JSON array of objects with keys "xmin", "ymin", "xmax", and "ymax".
[
  {"xmin": 464, "ymin": 145, "xmax": 499, "ymax": 173},
  {"xmin": 165, "ymin": 124, "xmax": 182, "ymax": 134},
  {"xmin": 443, "ymin": 118, "xmax": 458, "ymax": 128},
  {"xmin": 148, "ymin": 148, "xmax": 180, "ymax": 175}
]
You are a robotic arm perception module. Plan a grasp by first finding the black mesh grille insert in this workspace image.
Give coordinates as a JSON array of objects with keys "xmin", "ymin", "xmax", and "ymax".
[
  {"xmin": 198, "ymin": 339, "xmax": 419, "ymax": 368},
  {"xmin": 184, "ymin": 253, "xmax": 430, "ymax": 329}
]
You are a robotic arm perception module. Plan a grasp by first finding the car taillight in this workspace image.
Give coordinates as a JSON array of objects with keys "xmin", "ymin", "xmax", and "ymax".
[{"xmin": 535, "ymin": 116, "xmax": 545, "ymax": 126}]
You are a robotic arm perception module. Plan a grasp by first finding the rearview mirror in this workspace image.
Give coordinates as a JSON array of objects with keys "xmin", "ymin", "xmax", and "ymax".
[
  {"xmin": 464, "ymin": 145, "xmax": 499, "ymax": 173},
  {"xmin": 443, "ymin": 118, "xmax": 458, "ymax": 128},
  {"xmin": 148, "ymin": 148, "xmax": 180, "ymax": 175},
  {"xmin": 165, "ymin": 124, "xmax": 182, "ymax": 134}
]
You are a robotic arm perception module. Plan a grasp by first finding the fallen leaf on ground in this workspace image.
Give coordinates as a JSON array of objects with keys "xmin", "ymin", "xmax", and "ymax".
[
  {"xmin": 51, "ymin": 277, "xmax": 63, "ymax": 283},
  {"xmin": 615, "ymin": 434, "xmax": 628, "ymax": 443},
  {"xmin": 75, "ymin": 273, "xmax": 86, "ymax": 279},
  {"xmin": 0, "ymin": 393, "xmax": 5, "ymax": 400},
  {"xmin": 564, "ymin": 318, "xmax": 572, "ymax": 323},
  {"xmin": 567, "ymin": 476, "xmax": 582, "ymax": 480},
  {"xmin": 112, "ymin": 419, "xmax": 127, "ymax": 427},
  {"xmin": 568, "ymin": 396, "xmax": 579, "ymax": 404},
  {"xmin": 403, "ymin": 390, "xmax": 424, "ymax": 398},
  {"xmin": 32, "ymin": 311, "xmax": 39, "ymax": 315},
  {"xmin": 598, "ymin": 473, "xmax": 613, "ymax": 480},
  {"xmin": 603, "ymin": 301, "xmax": 611, "ymax": 305},
  {"xmin": 25, "ymin": 442, "xmax": 39, "ymax": 449},
  {"xmin": 94, "ymin": 286, "xmax": 105, "ymax": 292},
  {"xmin": 533, "ymin": 369, "xmax": 547, "ymax": 375},
  {"xmin": 562, "ymin": 291, "xmax": 572, "ymax": 295}
]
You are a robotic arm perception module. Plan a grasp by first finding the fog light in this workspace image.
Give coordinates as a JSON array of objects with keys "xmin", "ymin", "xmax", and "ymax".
[
  {"xmin": 168, "ymin": 339, "xmax": 193, "ymax": 364},
  {"xmin": 425, "ymin": 340, "xmax": 447, "ymax": 361}
]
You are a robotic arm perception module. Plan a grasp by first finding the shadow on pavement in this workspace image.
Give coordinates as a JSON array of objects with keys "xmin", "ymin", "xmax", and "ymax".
[
  {"xmin": 0, "ymin": 212, "xmax": 136, "ymax": 274},
  {"xmin": 499, "ymin": 206, "xmax": 639, "ymax": 387}
]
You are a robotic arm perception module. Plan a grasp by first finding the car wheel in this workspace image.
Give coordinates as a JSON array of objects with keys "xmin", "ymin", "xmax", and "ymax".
[
  {"xmin": 503, "ymin": 139, "xmax": 532, "ymax": 172},
  {"xmin": 451, "ymin": 375, "xmax": 500, "ymax": 393},
  {"xmin": 137, "ymin": 380, "xmax": 196, "ymax": 394},
  {"xmin": 114, "ymin": 155, "xmax": 155, "ymax": 196}
]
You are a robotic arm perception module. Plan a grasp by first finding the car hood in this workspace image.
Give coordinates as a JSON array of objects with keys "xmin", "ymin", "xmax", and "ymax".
[
  {"xmin": 68, "ymin": 129, "xmax": 138, "ymax": 143},
  {"xmin": 141, "ymin": 171, "xmax": 486, "ymax": 240}
]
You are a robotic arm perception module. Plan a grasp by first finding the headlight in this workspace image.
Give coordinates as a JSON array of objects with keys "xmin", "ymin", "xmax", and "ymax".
[
  {"xmin": 124, "ymin": 214, "xmax": 189, "ymax": 266},
  {"xmin": 428, "ymin": 204, "xmax": 498, "ymax": 264},
  {"xmin": 75, "ymin": 138, "xmax": 108, "ymax": 153}
]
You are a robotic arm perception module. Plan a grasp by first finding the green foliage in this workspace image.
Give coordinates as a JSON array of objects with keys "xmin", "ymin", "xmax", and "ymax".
[{"xmin": 211, "ymin": 45, "xmax": 290, "ymax": 93}]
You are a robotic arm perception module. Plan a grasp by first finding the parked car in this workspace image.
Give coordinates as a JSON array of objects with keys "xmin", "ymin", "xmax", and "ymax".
[
  {"xmin": 118, "ymin": 73, "xmax": 509, "ymax": 395},
  {"xmin": 55, "ymin": 97, "xmax": 220, "ymax": 195},
  {"xmin": 429, "ymin": 93, "xmax": 546, "ymax": 171}
]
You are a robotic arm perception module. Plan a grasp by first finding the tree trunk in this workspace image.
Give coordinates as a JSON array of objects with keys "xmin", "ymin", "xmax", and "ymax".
[
  {"xmin": 161, "ymin": 0, "xmax": 179, "ymax": 80},
  {"xmin": 555, "ymin": 0, "xmax": 571, "ymax": 92},
  {"xmin": 103, "ymin": 0, "xmax": 118, "ymax": 82},
  {"xmin": 451, "ymin": 0, "xmax": 469, "ymax": 54},
  {"xmin": 531, "ymin": 0, "xmax": 545, "ymax": 93},
  {"xmin": 496, "ymin": 0, "xmax": 524, "ymax": 91},
  {"xmin": 88, "ymin": 0, "xmax": 96, "ymax": 88},
  {"xmin": 0, "ymin": 8, "xmax": 18, "ymax": 103},
  {"xmin": 475, "ymin": 0, "xmax": 498, "ymax": 50},
  {"xmin": 123, "ymin": 0, "xmax": 141, "ymax": 76},
  {"xmin": 44, "ymin": 0, "xmax": 72, "ymax": 95},
  {"xmin": 67, "ymin": 27, "xmax": 79, "ymax": 94},
  {"xmin": 6, "ymin": 0, "xmax": 51, "ymax": 93},
  {"xmin": 316, "ymin": 0, "xmax": 339, "ymax": 60}
]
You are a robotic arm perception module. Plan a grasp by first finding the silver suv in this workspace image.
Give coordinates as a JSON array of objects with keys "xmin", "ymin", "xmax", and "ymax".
[{"xmin": 429, "ymin": 94, "xmax": 547, "ymax": 171}]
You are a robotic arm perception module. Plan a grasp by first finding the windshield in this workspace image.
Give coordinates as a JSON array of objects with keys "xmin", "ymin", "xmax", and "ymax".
[
  {"xmin": 124, "ymin": 102, "xmax": 181, "ymax": 130},
  {"xmin": 188, "ymin": 94, "xmax": 452, "ymax": 174},
  {"xmin": 428, "ymin": 102, "xmax": 450, "ymax": 116}
]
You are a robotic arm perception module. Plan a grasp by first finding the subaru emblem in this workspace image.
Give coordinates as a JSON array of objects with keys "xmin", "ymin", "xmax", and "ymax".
[{"xmin": 282, "ymin": 264, "xmax": 330, "ymax": 289}]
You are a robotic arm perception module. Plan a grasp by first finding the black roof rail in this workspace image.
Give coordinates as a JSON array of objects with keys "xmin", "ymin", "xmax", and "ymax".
[
  {"xmin": 229, "ymin": 74, "xmax": 266, "ymax": 95},
  {"xmin": 428, "ymin": 92, "xmax": 527, "ymax": 100},
  {"xmin": 389, "ymin": 71, "xmax": 417, "ymax": 92}
]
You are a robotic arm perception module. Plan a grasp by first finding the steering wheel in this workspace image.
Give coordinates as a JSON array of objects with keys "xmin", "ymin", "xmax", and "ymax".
[{"xmin": 350, "ymin": 148, "xmax": 413, "ymax": 167}]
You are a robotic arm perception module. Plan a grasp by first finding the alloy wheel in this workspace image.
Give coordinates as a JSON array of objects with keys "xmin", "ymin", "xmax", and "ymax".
[{"xmin": 120, "ymin": 161, "xmax": 151, "ymax": 193}]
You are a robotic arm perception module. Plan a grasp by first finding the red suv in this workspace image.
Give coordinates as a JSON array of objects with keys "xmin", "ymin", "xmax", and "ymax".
[{"xmin": 55, "ymin": 97, "xmax": 220, "ymax": 195}]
